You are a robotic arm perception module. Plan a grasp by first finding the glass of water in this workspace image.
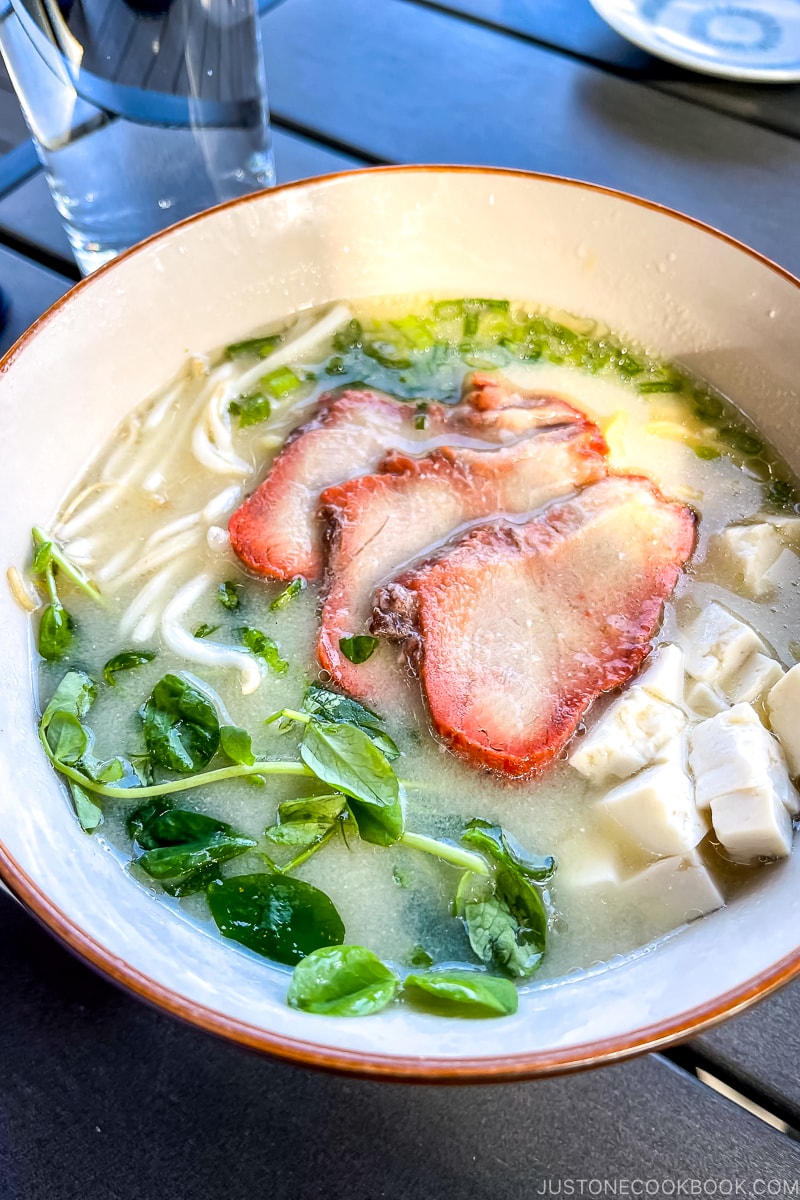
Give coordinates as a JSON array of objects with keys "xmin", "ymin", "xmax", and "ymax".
[{"xmin": 0, "ymin": 0, "xmax": 276, "ymax": 274}]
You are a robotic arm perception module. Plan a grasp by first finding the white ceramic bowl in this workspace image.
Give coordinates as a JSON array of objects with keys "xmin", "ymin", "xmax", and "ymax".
[{"xmin": 2, "ymin": 167, "xmax": 800, "ymax": 1080}]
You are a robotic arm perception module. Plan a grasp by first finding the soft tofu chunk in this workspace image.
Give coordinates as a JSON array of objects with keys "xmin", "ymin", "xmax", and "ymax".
[
  {"xmin": 685, "ymin": 678, "xmax": 728, "ymax": 719},
  {"xmin": 558, "ymin": 838, "xmax": 622, "ymax": 892},
  {"xmin": 690, "ymin": 703, "xmax": 797, "ymax": 814},
  {"xmin": 771, "ymin": 516, "xmax": 800, "ymax": 545},
  {"xmin": 711, "ymin": 788, "xmax": 793, "ymax": 863},
  {"xmin": 684, "ymin": 602, "xmax": 766, "ymax": 686},
  {"xmin": 570, "ymin": 686, "xmax": 686, "ymax": 784},
  {"xmin": 636, "ymin": 643, "xmax": 685, "ymax": 708},
  {"xmin": 598, "ymin": 740, "xmax": 708, "ymax": 857},
  {"xmin": 719, "ymin": 523, "xmax": 784, "ymax": 597},
  {"xmin": 621, "ymin": 850, "xmax": 724, "ymax": 924},
  {"xmin": 727, "ymin": 653, "xmax": 783, "ymax": 706},
  {"xmin": 767, "ymin": 664, "xmax": 800, "ymax": 777}
]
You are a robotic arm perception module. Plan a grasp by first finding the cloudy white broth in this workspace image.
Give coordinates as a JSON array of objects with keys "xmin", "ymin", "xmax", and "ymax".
[{"xmin": 26, "ymin": 298, "xmax": 800, "ymax": 1020}]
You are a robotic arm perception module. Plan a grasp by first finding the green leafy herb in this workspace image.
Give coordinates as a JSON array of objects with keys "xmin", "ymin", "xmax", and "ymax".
[
  {"xmin": 456, "ymin": 867, "xmax": 547, "ymax": 980},
  {"xmin": 219, "ymin": 725, "xmax": 255, "ymax": 766},
  {"xmin": 103, "ymin": 650, "xmax": 156, "ymax": 686},
  {"xmin": 126, "ymin": 797, "xmax": 172, "ymax": 847},
  {"xmin": 264, "ymin": 820, "xmax": 336, "ymax": 846},
  {"xmin": 69, "ymin": 781, "xmax": 103, "ymax": 833},
  {"xmin": 332, "ymin": 319, "xmax": 363, "ymax": 352},
  {"xmin": 270, "ymin": 577, "xmax": 306, "ymax": 611},
  {"xmin": 694, "ymin": 445, "xmax": 721, "ymax": 461},
  {"xmin": 31, "ymin": 525, "xmax": 102, "ymax": 603},
  {"xmin": 229, "ymin": 391, "xmax": 271, "ymax": 428},
  {"xmin": 237, "ymin": 627, "xmax": 288, "ymax": 675},
  {"xmin": 139, "ymin": 674, "xmax": 220, "ymax": 773},
  {"xmin": 138, "ymin": 832, "xmax": 255, "ymax": 889},
  {"xmin": 193, "ymin": 623, "xmax": 220, "ymax": 639},
  {"xmin": 287, "ymin": 945, "xmax": 399, "ymax": 1016},
  {"xmin": 45, "ymin": 710, "xmax": 90, "ymax": 764},
  {"xmin": 225, "ymin": 333, "xmax": 282, "ymax": 360},
  {"xmin": 208, "ymin": 874, "xmax": 345, "ymax": 965},
  {"xmin": 403, "ymin": 971, "xmax": 518, "ymax": 1017},
  {"xmin": 218, "ymin": 581, "xmax": 240, "ymax": 610},
  {"xmin": 300, "ymin": 720, "xmax": 403, "ymax": 846},
  {"xmin": 461, "ymin": 818, "xmax": 556, "ymax": 882},
  {"xmin": 261, "ymin": 366, "xmax": 302, "ymax": 399},
  {"xmin": 38, "ymin": 601, "xmax": 74, "ymax": 661},
  {"xmin": 408, "ymin": 944, "xmax": 433, "ymax": 968},
  {"xmin": 278, "ymin": 795, "xmax": 346, "ymax": 824},
  {"xmin": 302, "ymin": 684, "xmax": 399, "ymax": 761},
  {"xmin": 339, "ymin": 635, "xmax": 378, "ymax": 664}
]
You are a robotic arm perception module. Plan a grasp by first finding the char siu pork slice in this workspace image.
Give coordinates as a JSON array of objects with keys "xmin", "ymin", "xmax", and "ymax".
[
  {"xmin": 228, "ymin": 378, "xmax": 586, "ymax": 582},
  {"xmin": 372, "ymin": 475, "xmax": 696, "ymax": 777},
  {"xmin": 318, "ymin": 420, "xmax": 609, "ymax": 703}
]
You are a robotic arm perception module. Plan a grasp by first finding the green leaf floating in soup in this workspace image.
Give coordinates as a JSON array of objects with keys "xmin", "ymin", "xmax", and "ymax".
[{"xmin": 26, "ymin": 296, "xmax": 800, "ymax": 1019}]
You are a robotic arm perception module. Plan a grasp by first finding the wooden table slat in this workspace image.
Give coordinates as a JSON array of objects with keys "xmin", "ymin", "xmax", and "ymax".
[{"xmin": 410, "ymin": 0, "xmax": 800, "ymax": 140}]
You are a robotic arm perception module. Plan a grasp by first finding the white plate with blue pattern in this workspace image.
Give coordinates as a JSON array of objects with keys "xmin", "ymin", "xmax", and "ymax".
[{"xmin": 589, "ymin": 0, "xmax": 800, "ymax": 81}]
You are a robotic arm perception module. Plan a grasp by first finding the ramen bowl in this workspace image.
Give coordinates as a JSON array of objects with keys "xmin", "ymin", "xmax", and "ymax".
[{"xmin": 1, "ymin": 166, "xmax": 799, "ymax": 1080}]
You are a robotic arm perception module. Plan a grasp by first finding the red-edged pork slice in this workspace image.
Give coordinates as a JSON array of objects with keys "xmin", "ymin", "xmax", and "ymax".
[
  {"xmin": 373, "ymin": 475, "xmax": 696, "ymax": 777},
  {"xmin": 228, "ymin": 379, "xmax": 586, "ymax": 581},
  {"xmin": 318, "ymin": 421, "xmax": 609, "ymax": 702}
]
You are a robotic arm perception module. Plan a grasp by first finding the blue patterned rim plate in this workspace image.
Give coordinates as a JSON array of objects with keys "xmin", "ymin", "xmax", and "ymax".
[{"xmin": 589, "ymin": 0, "xmax": 800, "ymax": 81}]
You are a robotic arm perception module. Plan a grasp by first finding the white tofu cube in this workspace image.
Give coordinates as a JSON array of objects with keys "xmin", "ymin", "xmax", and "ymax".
[
  {"xmin": 767, "ymin": 664, "xmax": 800, "ymax": 777},
  {"xmin": 621, "ymin": 850, "xmax": 724, "ymax": 924},
  {"xmin": 711, "ymin": 788, "xmax": 794, "ymax": 863},
  {"xmin": 690, "ymin": 703, "xmax": 797, "ymax": 814},
  {"xmin": 685, "ymin": 678, "xmax": 728, "ymax": 719},
  {"xmin": 684, "ymin": 603, "xmax": 766, "ymax": 686},
  {"xmin": 598, "ymin": 742, "xmax": 708, "ymax": 857},
  {"xmin": 558, "ymin": 838, "xmax": 622, "ymax": 892},
  {"xmin": 719, "ymin": 523, "xmax": 784, "ymax": 597},
  {"xmin": 636, "ymin": 643, "xmax": 686, "ymax": 708},
  {"xmin": 727, "ymin": 653, "xmax": 783, "ymax": 706},
  {"xmin": 570, "ymin": 686, "xmax": 686, "ymax": 784},
  {"xmin": 772, "ymin": 516, "xmax": 800, "ymax": 545}
]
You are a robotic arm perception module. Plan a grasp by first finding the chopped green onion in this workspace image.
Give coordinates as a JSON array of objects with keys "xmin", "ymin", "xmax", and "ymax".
[{"xmin": 260, "ymin": 366, "xmax": 303, "ymax": 399}]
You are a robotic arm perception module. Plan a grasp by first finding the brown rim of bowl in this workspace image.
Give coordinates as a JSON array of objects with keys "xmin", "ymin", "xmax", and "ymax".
[{"xmin": 3, "ymin": 164, "xmax": 800, "ymax": 1082}]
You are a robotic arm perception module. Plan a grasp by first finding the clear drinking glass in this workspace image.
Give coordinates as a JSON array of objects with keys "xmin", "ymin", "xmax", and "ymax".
[{"xmin": 0, "ymin": 0, "xmax": 276, "ymax": 274}]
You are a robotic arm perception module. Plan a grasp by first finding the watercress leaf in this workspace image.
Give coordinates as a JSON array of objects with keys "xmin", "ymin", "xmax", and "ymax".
[
  {"xmin": 69, "ymin": 781, "xmax": 103, "ymax": 833},
  {"xmin": 456, "ymin": 870, "xmax": 546, "ymax": 980},
  {"xmin": 278, "ymin": 795, "xmax": 346, "ymax": 824},
  {"xmin": 144, "ymin": 809, "xmax": 243, "ymax": 846},
  {"xmin": 138, "ymin": 833, "xmax": 255, "ymax": 884},
  {"xmin": 338, "ymin": 635, "xmax": 378, "ymax": 664},
  {"xmin": 81, "ymin": 754, "xmax": 142, "ymax": 788},
  {"xmin": 220, "ymin": 724, "xmax": 255, "ymax": 766},
  {"xmin": 408, "ymin": 944, "xmax": 433, "ymax": 968},
  {"xmin": 139, "ymin": 674, "xmax": 220, "ymax": 773},
  {"xmin": 207, "ymin": 873, "xmax": 345, "ymax": 965},
  {"xmin": 403, "ymin": 971, "xmax": 518, "ymax": 1017},
  {"xmin": 38, "ymin": 602, "xmax": 74, "ymax": 662},
  {"xmin": 462, "ymin": 818, "xmax": 556, "ymax": 882},
  {"xmin": 126, "ymin": 797, "xmax": 173, "ymax": 847},
  {"xmin": 103, "ymin": 650, "xmax": 156, "ymax": 686},
  {"xmin": 287, "ymin": 945, "xmax": 399, "ymax": 1016},
  {"xmin": 300, "ymin": 720, "xmax": 403, "ymax": 846},
  {"xmin": 41, "ymin": 670, "xmax": 97, "ymax": 732},
  {"xmin": 193, "ymin": 623, "xmax": 220, "ymax": 639},
  {"xmin": 237, "ymin": 627, "xmax": 288, "ymax": 675},
  {"xmin": 218, "ymin": 580, "xmax": 240, "ymax": 610},
  {"xmin": 264, "ymin": 820, "xmax": 335, "ymax": 846},
  {"xmin": 31, "ymin": 539, "xmax": 53, "ymax": 575},
  {"xmin": 302, "ymin": 685, "xmax": 400, "ymax": 761},
  {"xmin": 270, "ymin": 577, "xmax": 306, "ymax": 611},
  {"xmin": 45, "ymin": 711, "xmax": 90, "ymax": 764},
  {"xmin": 229, "ymin": 391, "xmax": 271, "ymax": 428}
]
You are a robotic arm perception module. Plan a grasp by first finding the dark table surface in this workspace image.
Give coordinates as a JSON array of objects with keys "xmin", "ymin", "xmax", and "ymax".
[{"xmin": 1, "ymin": 1, "xmax": 800, "ymax": 1195}]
